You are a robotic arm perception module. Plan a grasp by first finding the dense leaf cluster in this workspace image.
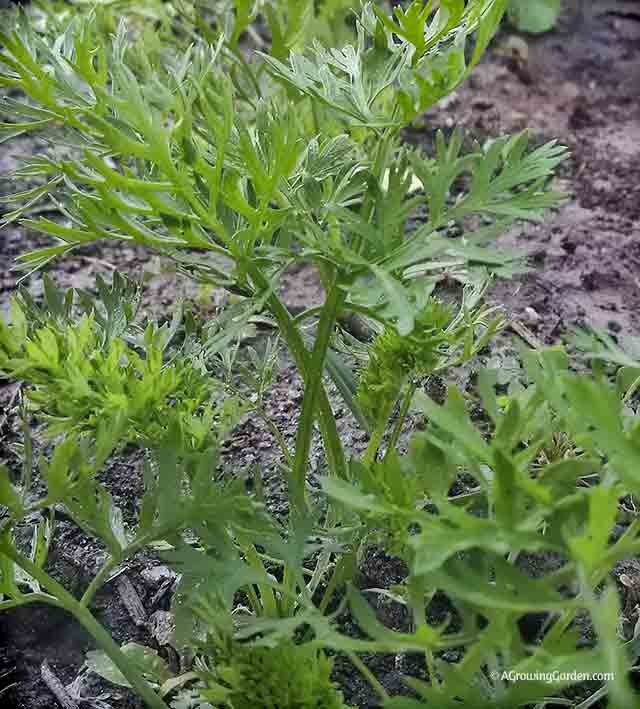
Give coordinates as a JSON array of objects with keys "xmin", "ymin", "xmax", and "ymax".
[
  {"xmin": 0, "ymin": 278, "xmax": 221, "ymax": 453},
  {"xmin": 199, "ymin": 642, "xmax": 347, "ymax": 708},
  {"xmin": 1, "ymin": 2, "xmax": 635, "ymax": 709}
]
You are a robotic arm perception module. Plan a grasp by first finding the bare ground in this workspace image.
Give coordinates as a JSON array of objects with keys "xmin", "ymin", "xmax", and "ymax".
[{"xmin": 1, "ymin": 2, "xmax": 639, "ymax": 707}]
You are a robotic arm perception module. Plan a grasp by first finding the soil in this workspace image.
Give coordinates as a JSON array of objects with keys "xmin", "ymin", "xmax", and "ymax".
[
  {"xmin": 1, "ymin": 2, "xmax": 640, "ymax": 708},
  {"xmin": 423, "ymin": 1, "xmax": 640, "ymax": 347}
]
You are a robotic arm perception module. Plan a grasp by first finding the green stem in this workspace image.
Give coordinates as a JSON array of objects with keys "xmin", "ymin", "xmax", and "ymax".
[
  {"xmin": 255, "ymin": 403, "xmax": 293, "ymax": 468},
  {"xmin": 81, "ymin": 556, "xmax": 117, "ymax": 607},
  {"xmin": 575, "ymin": 686, "xmax": 608, "ymax": 709},
  {"xmin": 363, "ymin": 416, "xmax": 388, "ymax": 468},
  {"xmin": 306, "ymin": 548, "xmax": 331, "ymax": 597},
  {"xmin": 347, "ymin": 651, "xmax": 390, "ymax": 704},
  {"xmin": 318, "ymin": 554, "xmax": 348, "ymax": 615},
  {"xmin": 360, "ymin": 126, "xmax": 396, "ymax": 226},
  {"xmin": 245, "ymin": 584, "xmax": 263, "ymax": 616},
  {"xmin": 226, "ymin": 46, "xmax": 263, "ymax": 100},
  {"xmin": 363, "ymin": 392, "xmax": 398, "ymax": 467},
  {"xmin": 1, "ymin": 547, "xmax": 169, "ymax": 709},
  {"xmin": 311, "ymin": 98, "xmax": 321, "ymax": 137},
  {"xmin": 407, "ymin": 579, "xmax": 438, "ymax": 688},
  {"xmin": 624, "ymin": 373, "xmax": 640, "ymax": 403},
  {"xmin": 292, "ymin": 280, "xmax": 345, "ymax": 512},
  {"xmin": 80, "ymin": 523, "xmax": 177, "ymax": 606},
  {"xmin": 384, "ymin": 380, "xmax": 418, "ymax": 461},
  {"xmin": 544, "ymin": 518, "xmax": 640, "ymax": 648},
  {"xmin": 42, "ymin": 510, "xmax": 221, "ymax": 627},
  {"xmin": 78, "ymin": 610, "xmax": 169, "ymax": 709},
  {"xmin": 425, "ymin": 648, "xmax": 438, "ymax": 688},
  {"xmin": 292, "ymin": 304, "xmax": 324, "ymax": 325},
  {"xmin": 0, "ymin": 592, "xmax": 60, "ymax": 612},
  {"xmin": 244, "ymin": 543, "xmax": 279, "ymax": 617},
  {"xmin": 223, "ymin": 381, "xmax": 293, "ymax": 468},
  {"xmin": 247, "ymin": 264, "xmax": 347, "ymax": 482}
]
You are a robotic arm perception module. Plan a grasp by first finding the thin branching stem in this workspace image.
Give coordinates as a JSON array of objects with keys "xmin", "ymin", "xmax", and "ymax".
[
  {"xmin": 292, "ymin": 279, "xmax": 345, "ymax": 512},
  {"xmin": 247, "ymin": 263, "xmax": 347, "ymax": 482},
  {"xmin": 0, "ymin": 546, "xmax": 170, "ymax": 709},
  {"xmin": 347, "ymin": 651, "xmax": 390, "ymax": 704},
  {"xmin": 80, "ymin": 556, "xmax": 118, "ymax": 607},
  {"xmin": 384, "ymin": 379, "xmax": 418, "ymax": 460}
]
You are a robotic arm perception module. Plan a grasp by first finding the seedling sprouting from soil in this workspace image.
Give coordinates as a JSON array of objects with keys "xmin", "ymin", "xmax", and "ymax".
[{"xmin": 1, "ymin": 2, "xmax": 635, "ymax": 708}]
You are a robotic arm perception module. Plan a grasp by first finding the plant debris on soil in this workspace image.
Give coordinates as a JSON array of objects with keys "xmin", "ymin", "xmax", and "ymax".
[{"xmin": 1, "ymin": 2, "xmax": 639, "ymax": 707}]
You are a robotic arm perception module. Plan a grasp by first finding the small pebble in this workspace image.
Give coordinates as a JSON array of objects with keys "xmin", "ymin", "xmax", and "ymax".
[
  {"xmin": 147, "ymin": 610, "xmax": 176, "ymax": 647},
  {"xmin": 141, "ymin": 565, "xmax": 176, "ymax": 586}
]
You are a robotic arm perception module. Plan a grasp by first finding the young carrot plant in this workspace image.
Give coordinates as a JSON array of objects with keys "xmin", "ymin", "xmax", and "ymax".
[
  {"xmin": 320, "ymin": 348, "xmax": 640, "ymax": 708},
  {"xmin": 0, "ymin": 1, "xmax": 601, "ymax": 707}
]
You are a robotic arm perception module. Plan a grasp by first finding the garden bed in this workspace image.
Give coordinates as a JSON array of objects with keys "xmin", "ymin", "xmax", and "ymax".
[{"xmin": 1, "ymin": 2, "xmax": 640, "ymax": 707}]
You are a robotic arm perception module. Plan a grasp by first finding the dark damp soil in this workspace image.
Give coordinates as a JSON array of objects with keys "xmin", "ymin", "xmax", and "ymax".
[
  {"xmin": 420, "ymin": 1, "xmax": 640, "ymax": 348},
  {"xmin": 1, "ymin": 1, "xmax": 640, "ymax": 707}
]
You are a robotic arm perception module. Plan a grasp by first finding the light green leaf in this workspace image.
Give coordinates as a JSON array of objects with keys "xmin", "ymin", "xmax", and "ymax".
[
  {"xmin": 0, "ymin": 466, "xmax": 23, "ymax": 517},
  {"xmin": 86, "ymin": 642, "xmax": 171, "ymax": 688},
  {"xmin": 589, "ymin": 586, "xmax": 636, "ymax": 707},
  {"xmin": 325, "ymin": 348, "xmax": 370, "ymax": 432},
  {"xmin": 508, "ymin": 0, "xmax": 561, "ymax": 34},
  {"xmin": 413, "ymin": 389, "xmax": 489, "ymax": 461},
  {"xmin": 370, "ymin": 266, "xmax": 414, "ymax": 336},
  {"xmin": 431, "ymin": 556, "xmax": 574, "ymax": 612},
  {"xmin": 321, "ymin": 477, "xmax": 395, "ymax": 516}
]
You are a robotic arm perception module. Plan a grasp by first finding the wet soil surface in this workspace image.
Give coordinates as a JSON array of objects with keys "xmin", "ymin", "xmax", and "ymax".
[
  {"xmin": 1, "ymin": 2, "xmax": 639, "ymax": 707},
  {"xmin": 421, "ymin": 1, "xmax": 640, "ymax": 347}
]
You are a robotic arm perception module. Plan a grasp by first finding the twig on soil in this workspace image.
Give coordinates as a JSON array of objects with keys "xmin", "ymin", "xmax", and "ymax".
[
  {"xmin": 40, "ymin": 661, "xmax": 80, "ymax": 709},
  {"xmin": 116, "ymin": 575, "xmax": 147, "ymax": 627},
  {"xmin": 508, "ymin": 319, "xmax": 543, "ymax": 350},
  {"xmin": 79, "ymin": 255, "xmax": 118, "ymax": 271},
  {"xmin": 149, "ymin": 577, "xmax": 176, "ymax": 610},
  {"xmin": 0, "ymin": 382, "xmax": 22, "ymax": 437},
  {"xmin": 0, "ymin": 668, "xmax": 17, "ymax": 699},
  {"xmin": 603, "ymin": 2, "xmax": 640, "ymax": 21}
]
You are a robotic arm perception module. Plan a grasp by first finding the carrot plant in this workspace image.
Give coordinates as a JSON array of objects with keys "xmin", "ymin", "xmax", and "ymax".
[
  {"xmin": 4, "ymin": 2, "xmax": 630, "ymax": 708},
  {"xmin": 321, "ymin": 347, "xmax": 640, "ymax": 708}
]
